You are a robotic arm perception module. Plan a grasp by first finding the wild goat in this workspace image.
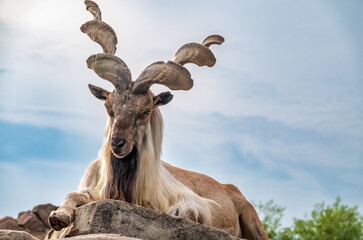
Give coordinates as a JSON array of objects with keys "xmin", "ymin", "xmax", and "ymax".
[{"xmin": 48, "ymin": 1, "xmax": 268, "ymax": 239}]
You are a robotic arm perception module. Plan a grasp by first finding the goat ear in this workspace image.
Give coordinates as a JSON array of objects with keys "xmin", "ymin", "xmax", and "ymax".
[
  {"xmin": 88, "ymin": 84, "xmax": 110, "ymax": 101},
  {"xmin": 153, "ymin": 91, "xmax": 173, "ymax": 108}
]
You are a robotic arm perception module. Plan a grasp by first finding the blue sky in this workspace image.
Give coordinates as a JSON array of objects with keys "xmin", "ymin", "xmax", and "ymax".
[{"xmin": 0, "ymin": 0, "xmax": 362, "ymax": 226}]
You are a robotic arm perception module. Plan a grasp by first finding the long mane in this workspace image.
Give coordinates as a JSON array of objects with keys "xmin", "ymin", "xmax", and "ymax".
[{"xmin": 80, "ymin": 109, "xmax": 214, "ymax": 225}]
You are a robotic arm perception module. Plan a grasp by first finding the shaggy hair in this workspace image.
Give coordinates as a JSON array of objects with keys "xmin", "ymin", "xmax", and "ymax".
[{"xmin": 79, "ymin": 109, "xmax": 214, "ymax": 224}]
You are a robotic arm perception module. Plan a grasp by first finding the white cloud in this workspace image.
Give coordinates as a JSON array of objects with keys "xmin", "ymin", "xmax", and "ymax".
[
  {"xmin": 1, "ymin": 0, "xmax": 361, "ymax": 138},
  {"xmin": 161, "ymin": 111, "xmax": 363, "ymax": 225}
]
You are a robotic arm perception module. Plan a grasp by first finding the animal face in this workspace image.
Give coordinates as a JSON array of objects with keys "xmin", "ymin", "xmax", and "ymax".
[
  {"xmin": 83, "ymin": 29, "xmax": 222, "ymax": 161},
  {"xmin": 89, "ymin": 84, "xmax": 173, "ymax": 158}
]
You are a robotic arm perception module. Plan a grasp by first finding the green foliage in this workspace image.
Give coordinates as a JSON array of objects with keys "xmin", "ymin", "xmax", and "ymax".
[
  {"xmin": 253, "ymin": 200, "xmax": 286, "ymax": 239},
  {"xmin": 254, "ymin": 197, "xmax": 363, "ymax": 240}
]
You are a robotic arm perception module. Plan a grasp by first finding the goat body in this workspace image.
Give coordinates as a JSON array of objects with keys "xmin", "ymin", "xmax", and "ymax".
[
  {"xmin": 48, "ymin": 1, "xmax": 268, "ymax": 239},
  {"xmin": 50, "ymin": 110, "xmax": 268, "ymax": 239}
]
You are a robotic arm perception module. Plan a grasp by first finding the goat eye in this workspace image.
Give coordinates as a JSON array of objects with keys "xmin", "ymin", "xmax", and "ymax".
[{"xmin": 140, "ymin": 110, "xmax": 151, "ymax": 118}]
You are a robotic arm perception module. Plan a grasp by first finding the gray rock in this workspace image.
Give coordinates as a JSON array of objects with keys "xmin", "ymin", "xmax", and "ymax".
[
  {"xmin": 0, "ymin": 230, "xmax": 38, "ymax": 240},
  {"xmin": 46, "ymin": 200, "xmax": 240, "ymax": 240}
]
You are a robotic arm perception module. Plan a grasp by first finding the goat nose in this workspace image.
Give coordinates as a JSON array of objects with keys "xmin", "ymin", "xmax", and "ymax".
[{"xmin": 111, "ymin": 139, "xmax": 125, "ymax": 148}]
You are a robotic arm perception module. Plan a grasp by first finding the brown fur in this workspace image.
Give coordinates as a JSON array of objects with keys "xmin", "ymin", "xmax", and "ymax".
[
  {"xmin": 48, "ymin": 86, "xmax": 268, "ymax": 239},
  {"xmin": 163, "ymin": 162, "xmax": 268, "ymax": 239}
]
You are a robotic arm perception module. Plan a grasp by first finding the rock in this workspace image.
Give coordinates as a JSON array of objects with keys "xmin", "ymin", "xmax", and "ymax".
[
  {"xmin": 60, "ymin": 234, "xmax": 140, "ymax": 239},
  {"xmin": 33, "ymin": 204, "xmax": 58, "ymax": 228},
  {"xmin": 0, "ymin": 230, "xmax": 39, "ymax": 240},
  {"xmin": 0, "ymin": 203, "xmax": 58, "ymax": 240},
  {"xmin": 17, "ymin": 211, "xmax": 45, "ymax": 233},
  {"xmin": 46, "ymin": 199, "xmax": 240, "ymax": 240},
  {"xmin": 0, "ymin": 217, "xmax": 23, "ymax": 231}
]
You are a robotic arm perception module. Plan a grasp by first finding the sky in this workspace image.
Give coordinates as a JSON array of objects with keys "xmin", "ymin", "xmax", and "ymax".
[{"xmin": 0, "ymin": 0, "xmax": 362, "ymax": 227}]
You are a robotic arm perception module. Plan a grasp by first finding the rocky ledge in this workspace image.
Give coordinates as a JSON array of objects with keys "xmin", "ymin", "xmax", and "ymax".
[{"xmin": 45, "ymin": 199, "xmax": 240, "ymax": 240}]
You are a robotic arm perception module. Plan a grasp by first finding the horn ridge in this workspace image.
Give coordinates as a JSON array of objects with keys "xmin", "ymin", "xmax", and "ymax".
[
  {"xmin": 86, "ymin": 53, "xmax": 132, "ymax": 91},
  {"xmin": 82, "ymin": 1, "xmax": 131, "ymax": 91},
  {"xmin": 82, "ymin": 3, "xmax": 224, "ymax": 95},
  {"xmin": 81, "ymin": 20, "xmax": 118, "ymax": 54},
  {"xmin": 202, "ymin": 34, "xmax": 225, "ymax": 47},
  {"xmin": 173, "ymin": 34, "xmax": 224, "ymax": 67},
  {"xmin": 173, "ymin": 42, "xmax": 216, "ymax": 67},
  {"xmin": 133, "ymin": 34, "xmax": 224, "ymax": 94},
  {"xmin": 82, "ymin": 1, "xmax": 118, "ymax": 55},
  {"xmin": 85, "ymin": 0, "xmax": 102, "ymax": 21},
  {"xmin": 132, "ymin": 61, "xmax": 193, "ymax": 95}
]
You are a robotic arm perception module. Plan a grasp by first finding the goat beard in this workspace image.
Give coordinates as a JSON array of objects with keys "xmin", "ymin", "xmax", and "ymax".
[{"xmin": 107, "ymin": 146, "xmax": 138, "ymax": 202}]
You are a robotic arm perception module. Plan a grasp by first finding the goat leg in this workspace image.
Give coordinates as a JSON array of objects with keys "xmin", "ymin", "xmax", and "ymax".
[
  {"xmin": 239, "ymin": 201, "xmax": 269, "ymax": 240},
  {"xmin": 48, "ymin": 191, "xmax": 93, "ymax": 231}
]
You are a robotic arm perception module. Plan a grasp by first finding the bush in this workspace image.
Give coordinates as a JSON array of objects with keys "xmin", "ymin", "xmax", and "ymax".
[
  {"xmin": 254, "ymin": 197, "xmax": 363, "ymax": 240},
  {"xmin": 253, "ymin": 200, "xmax": 285, "ymax": 239}
]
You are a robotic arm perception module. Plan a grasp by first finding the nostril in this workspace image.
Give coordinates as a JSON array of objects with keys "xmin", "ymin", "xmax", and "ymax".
[
  {"xmin": 117, "ymin": 140, "xmax": 125, "ymax": 147},
  {"xmin": 111, "ymin": 139, "xmax": 125, "ymax": 148}
]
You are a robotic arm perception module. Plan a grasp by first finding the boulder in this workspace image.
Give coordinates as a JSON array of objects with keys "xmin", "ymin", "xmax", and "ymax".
[
  {"xmin": 17, "ymin": 211, "xmax": 45, "ymax": 233},
  {"xmin": 0, "ymin": 217, "xmax": 23, "ymax": 231},
  {"xmin": 0, "ymin": 230, "xmax": 38, "ymax": 240},
  {"xmin": 0, "ymin": 203, "xmax": 58, "ymax": 240},
  {"xmin": 46, "ymin": 199, "xmax": 240, "ymax": 240}
]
